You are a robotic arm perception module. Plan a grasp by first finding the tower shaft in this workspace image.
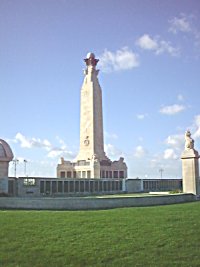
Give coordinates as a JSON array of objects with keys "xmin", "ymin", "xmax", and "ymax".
[{"xmin": 76, "ymin": 54, "xmax": 108, "ymax": 162}]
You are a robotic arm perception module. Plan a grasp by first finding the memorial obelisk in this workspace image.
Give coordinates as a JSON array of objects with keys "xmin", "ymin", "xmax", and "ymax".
[
  {"xmin": 57, "ymin": 53, "xmax": 127, "ymax": 179},
  {"xmin": 76, "ymin": 52, "xmax": 109, "ymax": 162}
]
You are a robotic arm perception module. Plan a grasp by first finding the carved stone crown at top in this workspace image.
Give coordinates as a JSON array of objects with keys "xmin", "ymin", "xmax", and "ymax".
[
  {"xmin": 185, "ymin": 130, "xmax": 194, "ymax": 150},
  {"xmin": 84, "ymin": 52, "xmax": 99, "ymax": 68}
]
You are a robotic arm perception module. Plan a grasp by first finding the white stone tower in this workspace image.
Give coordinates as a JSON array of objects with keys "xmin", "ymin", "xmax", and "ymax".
[
  {"xmin": 76, "ymin": 52, "xmax": 108, "ymax": 162},
  {"xmin": 57, "ymin": 53, "xmax": 127, "ymax": 179}
]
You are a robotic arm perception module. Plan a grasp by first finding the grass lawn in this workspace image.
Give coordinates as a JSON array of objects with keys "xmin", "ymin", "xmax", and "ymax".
[{"xmin": 0, "ymin": 202, "xmax": 200, "ymax": 267}]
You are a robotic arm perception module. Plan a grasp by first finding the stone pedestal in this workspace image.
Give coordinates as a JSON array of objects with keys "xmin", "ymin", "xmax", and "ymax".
[
  {"xmin": 181, "ymin": 149, "xmax": 199, "ymax": 195},
  {"xmin": 0, "ymin": 162, "xmax": 9, "ymax": 194}
]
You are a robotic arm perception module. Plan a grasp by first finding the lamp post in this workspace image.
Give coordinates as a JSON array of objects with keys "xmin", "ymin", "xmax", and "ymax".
[
  {"xmin": 13, "ymin": 159, "xmax": 19, "ymax": 177},
  {"xmin": 24, "ymin": 159, "xmax": 28, "ymax": 176},
  {"xmin": 159, "ymin": 168, "xmax": 164, "ymax": 179}
]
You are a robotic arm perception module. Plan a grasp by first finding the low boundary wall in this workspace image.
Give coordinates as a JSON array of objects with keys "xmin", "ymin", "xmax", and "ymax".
[{"xmin": 0, "ymin": 194, "xmax": 196, "ymax": 210}]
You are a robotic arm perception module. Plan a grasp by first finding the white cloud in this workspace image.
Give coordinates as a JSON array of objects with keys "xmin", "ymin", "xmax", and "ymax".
[
  {"xmin": 15, "ymin": 132, "xmax": 52, "ymax": 150},
  {"xmin": 137, "ymin": 114, "xmax": 145, "ymax": 120},
  {"xmin": 163, "ymin": 149, "xmax": 178, "ymax": 160},
  {"xmin": 193, "ymin": 115, "xmax": 200, "ymax": 139},
  {"xmin": 194, "ymin": 30, "xmax": 200, "ymax": 47},
  {"xmin": 5, "ymin": 138, "xmax": 18, "ymax": 144},
  {"xmin": 14, "ymin": 133, "xmax": 75, "ymax": 160},
  {"xmin": 105, "ymin": 132, "xmax": 118, "ymax": 140},
  {"xmin": 160, "ymin": 104, "xmax": 185, "ymax": 115},
  {"xmin": 47, "ymin": 150, "xmax": 62, "ymax": 158},
  {"xmin": 169, "ymin": 14, "xmax": 200, "ymax": 48},
  {"xmin": 98, "ymin": 47, "xmax": 139, "ymax": 73},
  {"xmin": 136, "ymin": 34, "xmax": 179, "ymax": 56},
  {"xmin": 177, "ymin": 94, "xmax": 184, "ymax": 101},
  {"xmin": 47, "ymin": 149, "xmax": 74, "ymax": 159},
  {"xmin": 169, "ymin": 14, "xmax": 191, "ymax": 34},
  {"xmin": 136, "ymin": 113, "xmax": 148, "ymax": 120},
  {"xmin": 15, "ymin": 133, "xmax": 32, "ymax": 148},
  {"xmin": 133, "ymin": 146, "xmax": 146, "ymax": 158},
  {"xmin": 165, "ymin": 134, "xmax": 184, "ymax": 150},
  {"xmin": 55, "ymin": 136, "xmax": 69, "ymax": 150},
  {"xmin": 136, "ymin": 34, "xmax": 158, "ymax": 50},
  {"xmin": 105, "ymin": 144, "xmax": 123, "ymax": 159},
  {"xmin": 155, "ymin": 40, "xmax": 179, "ymax": 56},
  {"xmin": 125, "ymin": 143, "xmax": 182, "ymax": 178}
]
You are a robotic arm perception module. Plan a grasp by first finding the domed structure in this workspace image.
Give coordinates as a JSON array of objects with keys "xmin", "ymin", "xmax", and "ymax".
[
  {"xmin": 0, "ymin": 139, "xmax": 13, "ymax": 194},
  {"xmin": 0, "ymin": 139, "xmax": 14, "ymax": 162},
  {"xmin": 0, "ymin": 139, "xmax": 13, "ymax": 195}
]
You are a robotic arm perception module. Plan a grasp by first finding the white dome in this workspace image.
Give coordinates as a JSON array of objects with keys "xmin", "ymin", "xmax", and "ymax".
[{"xmin": 0, "ymin": 139, "xmax": 14, "ymax": 161}]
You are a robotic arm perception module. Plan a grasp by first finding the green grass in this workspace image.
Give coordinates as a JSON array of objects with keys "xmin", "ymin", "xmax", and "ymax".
[{"xmin": 1, "ymin": 202, "xmax": 200, "ymax": 267}]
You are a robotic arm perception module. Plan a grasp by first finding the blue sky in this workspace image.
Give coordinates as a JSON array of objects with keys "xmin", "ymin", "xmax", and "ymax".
[{"xmin": 1, "ymin": 0, "xmax": 200, "ymax": 178}]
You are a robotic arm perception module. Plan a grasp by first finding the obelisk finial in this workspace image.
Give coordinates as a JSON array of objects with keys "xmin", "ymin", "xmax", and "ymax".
[{"xmin": 84, "ymin": 52, "xmax": 99, "ymax": 67}]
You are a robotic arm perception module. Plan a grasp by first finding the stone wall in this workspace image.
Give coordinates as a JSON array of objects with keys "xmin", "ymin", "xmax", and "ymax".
[
  {"xmin": 0, "ymin": 194, "xmax": 196, "ymax": 210},
  {"xmin": 125, "ymin": 179, "xmax": 143, "ymax": 193},
  {"xmin": 8, "ymin": 177, "xmax": 184, "ymax": 197},
  {"xmin": 11, "ymin": 177, "xmax": 123, "ymax": 197}
]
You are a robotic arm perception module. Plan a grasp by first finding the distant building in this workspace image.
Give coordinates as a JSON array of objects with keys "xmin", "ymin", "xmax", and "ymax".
[{"xmin": 57, "ymin": 53, "xmax": 127, "ymax": 179}]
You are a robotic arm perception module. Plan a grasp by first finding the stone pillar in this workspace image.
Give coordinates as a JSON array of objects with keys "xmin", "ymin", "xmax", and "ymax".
[
  {"xmin": 0, "ymin": 162, "xmax": 9, "ymax": 194},
  {"xmin": 90, "ymin": 154, "xmax": 100, "ymax": 178},
  {"xmin": 181, "ymin": 131, "xmax": 199, "ymax": 195}
]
